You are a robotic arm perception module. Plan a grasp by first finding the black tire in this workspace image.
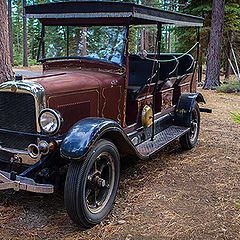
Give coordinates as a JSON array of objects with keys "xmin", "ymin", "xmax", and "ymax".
[
  {"xmin": 64, "ymin": 139, "xmax": 120, "ymax": 228},
  {"xmin": 179, "ymin": 102, "xmax": 200, "ymax": 150}
]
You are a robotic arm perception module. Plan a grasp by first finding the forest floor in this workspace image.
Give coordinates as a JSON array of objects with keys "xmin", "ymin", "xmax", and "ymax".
[{"xmin": 0, "ymin": 89, "xmax": 240, "ymax": 240}]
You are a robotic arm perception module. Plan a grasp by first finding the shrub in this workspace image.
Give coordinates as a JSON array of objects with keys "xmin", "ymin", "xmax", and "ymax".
[
  {"xmin": 216, "ymin": 81, "xmax": 240, "ymax": 93},
  {"xmin": 231, "ymin": 113, "xmax": 240, "ymax": 124}
]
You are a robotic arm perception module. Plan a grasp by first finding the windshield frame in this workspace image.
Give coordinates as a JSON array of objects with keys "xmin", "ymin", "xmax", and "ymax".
[{"xmin": 37, "ymin": 24, "xmax": 128, "ymax": 67}]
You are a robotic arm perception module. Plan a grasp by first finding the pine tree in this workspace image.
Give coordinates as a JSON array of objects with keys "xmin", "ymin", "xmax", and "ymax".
[
  {"xmin": 204, "ymin": 0, "xmax": 225, "ymax": 89},
  {"xmin": 22, "ymin": 0, "xmax": 28, "ymax": 66},
  {"xmin": 0, "ymin": 0, "xmax": 14, "ymax": 82},
  {"xmin": 7, "ymin": 0, "xmax": 13, "ymax": 65}
]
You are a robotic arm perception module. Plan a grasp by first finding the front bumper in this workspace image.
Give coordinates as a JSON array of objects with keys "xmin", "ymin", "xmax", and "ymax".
[{"xmin": 0, "ymin": 170, "xmax": 54, "ymax": 194}]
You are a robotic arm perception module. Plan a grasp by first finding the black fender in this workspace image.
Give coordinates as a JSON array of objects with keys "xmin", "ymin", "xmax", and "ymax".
[
  {"xmin": 174, "ymin": 92, "xmax": 205, "ymax": 127},
  {"xmin": 60, "ymin": 118, "xmax": 140, "ymax": 161}
]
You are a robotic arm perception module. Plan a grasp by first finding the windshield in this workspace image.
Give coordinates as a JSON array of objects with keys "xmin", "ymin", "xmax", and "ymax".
[{"xmin": 39, "ymin": 26, "xmax": 127, "ymax": 65}]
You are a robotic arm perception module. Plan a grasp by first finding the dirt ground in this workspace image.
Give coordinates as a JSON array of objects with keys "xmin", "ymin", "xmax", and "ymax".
[{"xmin": 0, "ymin": 90, "xmax": 240, "ymax": 240}]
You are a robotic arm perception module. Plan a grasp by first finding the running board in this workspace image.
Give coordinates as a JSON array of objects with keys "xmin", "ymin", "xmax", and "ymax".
[{"xmin": 137, "ymin": 126, "xmax": 190, "ymax": 157}]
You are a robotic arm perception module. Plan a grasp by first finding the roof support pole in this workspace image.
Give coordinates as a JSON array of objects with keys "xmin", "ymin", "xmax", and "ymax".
[
  {"xmin": 37, "ymin": 24, "xmax": 45, "ymax": 62},
  {"xmin": 196, "ymin": 27, "xmax": 202, "ymax": 83},
  {"xmin": 157, "ymin": 23, "xmax": 162, "ymax": 60},
  {"xmin": 23, "ymin": 0, "xmax": 28, "ymax": 67},
  {"xmin": 66, "ymin": 26, "xmax": 69, "ymax": 57},
  {"xmin": 42, "ymin": 25, "xmax": 45, "ymax": 59},
  {"xmin": 190, "ymin": 27, "xmax": 200, "ymax": 91},
  {"xmin": 151, "ymin": 23, "xmax": 162, "ymax": 141}
]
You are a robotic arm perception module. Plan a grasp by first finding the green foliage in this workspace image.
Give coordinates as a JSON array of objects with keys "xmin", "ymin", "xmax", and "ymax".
[
  {"xmin": 216, "ymin": 80, "xmax": 240, "ymax": 93},
  {"xmin": 175, "ymin": 0, "xmax": 240, "ymax": 71},
  {"xmin": 11, "ymin": 0, "xmax": 52, "ymax": 65},
  {"xmin": 231, "ymin": 113, "xmax": 240, "ymax": 124},
  {"xmin": 174, "ymin": 0, "xmax": 212, "ymax": 58},
  {"xmin": 10, "ymin": 0, "xmax": 161, "ymax": 65},
  {"xmin": 224, "ymin": 2, "xmax": 240, "ymax": 32},
  {"xmin": 235, "ymin": 200, "xmax": 240, "ymax": 210},
  {"xmin": 129, "ymin": 26, "xmax": 138, "ymax": 53},
  {"xmin": 8, "ymin": 0, "xmax": 240, "ymax": 68}
]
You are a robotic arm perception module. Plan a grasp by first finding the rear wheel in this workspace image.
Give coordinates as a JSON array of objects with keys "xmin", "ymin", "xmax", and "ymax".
[
  {"xmin": 64, "ymin": 139, "xmax": 120, "ymax": 228},
  {"xmin": 179, "ymin": 102, "xmax": 200, "ymax": 150}
]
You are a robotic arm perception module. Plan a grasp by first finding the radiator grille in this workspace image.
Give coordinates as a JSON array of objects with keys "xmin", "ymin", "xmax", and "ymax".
[{"xmin": 0, "ymin": 92, "xmax": 37, "ymax": 150}]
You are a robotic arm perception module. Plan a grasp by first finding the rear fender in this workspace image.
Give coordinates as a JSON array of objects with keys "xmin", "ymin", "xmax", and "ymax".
[
  {"xmin": 174, "ymin": 93, "xmax": 205, "ymax": 127},
  {"xmin": 60, "ymin": 118, "xmax": 138, "ymax": 160}
]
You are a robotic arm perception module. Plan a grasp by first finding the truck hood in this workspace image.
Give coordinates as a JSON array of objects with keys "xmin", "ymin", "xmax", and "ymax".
[{"xmin": 25, "ymin": 69, "xmax": 122, "ymax": 96}]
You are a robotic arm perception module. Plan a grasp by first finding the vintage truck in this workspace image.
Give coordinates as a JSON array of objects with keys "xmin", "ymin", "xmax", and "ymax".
[{"xmin": 0, "ymin": 1, "xmax": 205, "ymax": 228}]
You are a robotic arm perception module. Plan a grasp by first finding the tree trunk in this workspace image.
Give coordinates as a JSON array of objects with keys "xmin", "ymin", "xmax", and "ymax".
[
  {"xmin": 167, "ymin": 26, "xmax": 171, "ymax": 52},
  {"xmin": 22, "ymin": 0, "xmax": 28, "ymax": 67},
  {"xmin": 81, "ymin": 27, "xmax": 87, "ymax": 56},
  {"xmin": 204, "ymin": 0, "xmax": 225, "ymax": 89},
  {"xmin": 140, "ymin": 29, "xmax": 145, "ymax": 51},
  {"xmin": 225, "ymin": 31, "xmax": 234, "ymax": 80},
  {"xmin": 0, "ymin": 0, "xmax": 14, "ymax": 82},
  {"xmin": 7, "ymin": 0, "xmax": 13, "ymax": 65}
]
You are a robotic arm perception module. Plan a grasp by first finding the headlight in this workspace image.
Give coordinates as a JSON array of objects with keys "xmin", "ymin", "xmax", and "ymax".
[{"xmin": 39, "ymin": 109, "xmax": 62, "ymax": 135}]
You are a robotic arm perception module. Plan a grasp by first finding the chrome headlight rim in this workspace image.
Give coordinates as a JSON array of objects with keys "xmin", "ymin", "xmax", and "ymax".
[{"xmin": 39, "ymin": 108, "xmax": 63, "ymax": 135}]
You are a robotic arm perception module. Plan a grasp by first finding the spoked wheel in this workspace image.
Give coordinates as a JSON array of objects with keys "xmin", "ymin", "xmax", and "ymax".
[
  {"xmin": 86, "ymin": 152, "xmax": 115, "ymax": 214},
  {"xmin": 179, "ymin": 102, "xmax": 200, "ymax": 150},
  {"xmin": 64, "ymin": 139, "xmax": 120, "ymax": 228}
]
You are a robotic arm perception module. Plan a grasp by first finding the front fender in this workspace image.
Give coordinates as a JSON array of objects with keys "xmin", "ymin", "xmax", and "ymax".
[
  {"xmin": 174, "ymin": 92, "xmax": 205, "ymax": 127},
  {"xmin": 60, "ymin": 118, "xmax": 137, "ymax": 160}
]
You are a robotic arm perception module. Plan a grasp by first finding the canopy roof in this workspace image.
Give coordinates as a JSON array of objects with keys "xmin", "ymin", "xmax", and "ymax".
[{"xmin": 25, "ymin": 1, "xmax": 203, "ymax": 27}]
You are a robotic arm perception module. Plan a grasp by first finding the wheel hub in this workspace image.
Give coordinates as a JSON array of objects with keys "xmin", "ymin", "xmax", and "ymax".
[{"xmin": 92, "ymin": 175, "xmax": 106, "ymax": 188}]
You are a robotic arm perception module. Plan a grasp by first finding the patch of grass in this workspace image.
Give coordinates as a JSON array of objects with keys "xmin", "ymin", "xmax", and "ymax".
[
  {"xmin": 231, "ymin": 113, "xmax": 240, "ymax": 124},
  {"xmin": 217, "ymin": 81, "xmax": 240, "ymax": 93},
  {"xmin": 235, "ymin": 200, "xmax": 240, "ymax": 210}
]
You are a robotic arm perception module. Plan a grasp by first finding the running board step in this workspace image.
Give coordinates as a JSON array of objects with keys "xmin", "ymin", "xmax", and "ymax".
[{"xmin": 136, "ymin": 126, "xmax": 190, "ymax": 157}]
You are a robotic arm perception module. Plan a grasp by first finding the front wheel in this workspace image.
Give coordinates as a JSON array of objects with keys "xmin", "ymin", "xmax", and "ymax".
[
  {"xmin": 179, "ymin": 102, "xmax": 200, "ymax": 150},
  {"xmin": 64, "ymin": 139, "xmax": 120, "ymax": 228}
]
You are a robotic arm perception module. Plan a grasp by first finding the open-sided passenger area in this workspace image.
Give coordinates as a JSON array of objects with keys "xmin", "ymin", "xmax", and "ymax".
[
  {"xmin": 171, "ymin": 54, "xmax": 195, "ymax": 104},
  {"xmin": 127, "ymin": 55, "xmax": 157, "ymax": 100},
  {"xmin": 126, "ymin": 53, "xmax": 195, "ymax": 126}
]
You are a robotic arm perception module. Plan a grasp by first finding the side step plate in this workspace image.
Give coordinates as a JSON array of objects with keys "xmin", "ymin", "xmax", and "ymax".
[{"xmin": 137, "ymin": 126, "xmax": 189, "ymax": 157}]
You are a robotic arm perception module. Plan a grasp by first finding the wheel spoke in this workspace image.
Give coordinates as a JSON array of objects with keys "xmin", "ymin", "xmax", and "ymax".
[
  {"xmin": 193, "ymin": 122, "xmax": 198, "ymax": 128},
  {"xmin": 99, "ymin": 160, "xmax": 109, "ymax": 174},
  {"xmin": 94, "ymin": 158, "xmax": 98, "ymax": 172},
  {"xmin": 86, "ymin": 187, "xmax": 92, "ymax": 200},
  {"xmin": 87, "ymin": 173, "xmax": 96, "ymax": 189},
  {"xmin": 92, "ymin": 189, "xmax": 98, "ymax": 207}
]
